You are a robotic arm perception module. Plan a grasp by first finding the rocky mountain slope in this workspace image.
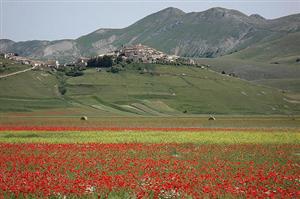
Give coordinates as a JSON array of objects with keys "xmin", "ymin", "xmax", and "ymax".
[{"xmin": 1, "ymin": 7, "xmax": 299, "ymax": 62}]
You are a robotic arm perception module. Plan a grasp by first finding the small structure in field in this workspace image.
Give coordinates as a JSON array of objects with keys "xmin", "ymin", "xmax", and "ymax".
[
  {"xmin": 80, "ymin": 116, "xmax": 88, "ymax": 121},
  {"xmin": 208, "ymin": 115, "xmax": 216, "ymax": 121}
]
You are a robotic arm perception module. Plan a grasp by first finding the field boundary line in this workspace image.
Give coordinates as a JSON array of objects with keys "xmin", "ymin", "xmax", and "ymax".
[{"xmin": 0, "ymin": 126, "xmax": 299, "ymax": 132}]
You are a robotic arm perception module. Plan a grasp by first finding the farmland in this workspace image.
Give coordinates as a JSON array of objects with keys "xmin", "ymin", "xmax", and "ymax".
[
  {"xmin": 0, "ymin": 143, "xmax": 299, "ymax": 198},
  {"xmin": 0, "ymin": 127, "xmax": 299, "ymax": 198},
  {"xmin": 1, "ymin": 58, "xmax": 300, "ymax": 198}
]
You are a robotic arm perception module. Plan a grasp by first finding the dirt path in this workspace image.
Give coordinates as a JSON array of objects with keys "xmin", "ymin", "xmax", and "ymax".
[{"xmin": 0, "ymin": 66, "xmax": 36, "ymax": 79}]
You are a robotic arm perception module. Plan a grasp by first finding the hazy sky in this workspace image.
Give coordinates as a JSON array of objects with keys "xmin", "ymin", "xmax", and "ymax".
[{"xmin": 1, "ymin": 0, "xmax": 299, "ymax": 41}]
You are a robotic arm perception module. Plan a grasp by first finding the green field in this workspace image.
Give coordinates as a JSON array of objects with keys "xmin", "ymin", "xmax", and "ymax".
[
  {"xmin": 0, "ymin": 130, "xmax": 299, "ymax": 144},
  {"xmin": 1, "ymin": 57, "xmax": 300, "ymax": 116}
]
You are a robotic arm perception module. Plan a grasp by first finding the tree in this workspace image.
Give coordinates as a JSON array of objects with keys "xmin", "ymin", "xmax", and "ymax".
[
  {"xmin": 87, "ymin": 58, "xmax": 97, "ymax": 67},
  {"xmin": 115, "ymin": 56, "xmax": 123, "ymax": 64},
  {"xmin": 101, "ymin": 55, "xmax": 113, "ymax": 67},
  {"xmin": 87, "ymin": 55, "xmax": 113, "ymax": 68},
  {"xmin": 110, "ymin": 67, "xmax": 120, "ymax": 73}
]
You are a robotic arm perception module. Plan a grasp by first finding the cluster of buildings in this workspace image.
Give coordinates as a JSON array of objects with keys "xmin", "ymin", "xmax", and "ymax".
[
  {"xmin": 3, "ymin": 52, "xmax": 91, "ymax": 70},
  {"xmin": 3, "ymin": 44, "xmax": 196, "ymax": 69},
  {"xmin": 100, "ymin": 44, "xmax": 180, "ymax": 64},
  {"xmin": 3, "ymin": 53, "xmax": 59, "ymax": 68}
]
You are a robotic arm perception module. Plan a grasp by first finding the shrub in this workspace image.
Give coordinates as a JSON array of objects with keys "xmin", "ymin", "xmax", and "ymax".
[
  {"xmin": 65, "ymin": 70, "xmax": 84, "ymax": 77},
  {"xmin": 58, "ymin": 85, "xmax": 67, "ymax": 95},
  {"xmin": 110, "ymin": 67, "xmax": 120, "ymax": 73}
]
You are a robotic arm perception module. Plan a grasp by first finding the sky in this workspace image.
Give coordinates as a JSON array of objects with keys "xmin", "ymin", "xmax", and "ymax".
[{"xmin": 1, "ymin": 0, "xmax": 300, "ymax": 41}]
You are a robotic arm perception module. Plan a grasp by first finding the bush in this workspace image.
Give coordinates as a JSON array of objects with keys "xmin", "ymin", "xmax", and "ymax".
[
  {"xmin": 58, "ymin": 85, "xmax": 67, "ymax": 95},
  {"xmin": 126, "ymin": 59, "xmax": 132, "ymax": 64},
  {"xmin": 56, "ymin": 72, "xmax": 67, "ymax": 95},
  {"xmin": 65, "ymin": 70, "xmax": 84, "ymax": 77},
  {"xmin": 110, "ymin": 67, "xmax": 120, "ymax": 73},
  {"xmin": 115, "ymin": 56, "xmax": 123, "ymax": 64}
]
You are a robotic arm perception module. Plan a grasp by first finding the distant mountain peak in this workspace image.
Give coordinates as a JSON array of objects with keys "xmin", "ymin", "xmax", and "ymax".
[
  {"xmin": 193, "ymin": 7, "xmax": 248, "ymax": 20},
  {"xmin": 157, "ymin": 7, "xmax": 186, "ymax": 16},
  {"xmin": 207, "ymin": 7, "xmax": 227, "ymax": 12},
  {"xmin": 206, "ymin": 7, "xmax": 246, "ymax": 15},
  {"xmin": 249, "ymin": 14, "xmax": 266, "ymax": 20}
]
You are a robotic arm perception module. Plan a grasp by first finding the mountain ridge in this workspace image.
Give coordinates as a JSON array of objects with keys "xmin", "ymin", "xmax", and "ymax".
[{"xmin": 1, "ymin": 7, "xmax": 299, "ymax": 62}]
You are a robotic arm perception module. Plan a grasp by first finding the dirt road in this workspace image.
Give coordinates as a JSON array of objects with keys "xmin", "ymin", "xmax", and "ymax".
[{"xmin": 0, "ymin": 66, "xmax": 36, "ymax": 79}]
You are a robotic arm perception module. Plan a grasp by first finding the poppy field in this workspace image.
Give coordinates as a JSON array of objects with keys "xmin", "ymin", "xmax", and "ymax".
[{"xmin": 0, "ymin": 127, "xmax": 299, "ymax": 198}]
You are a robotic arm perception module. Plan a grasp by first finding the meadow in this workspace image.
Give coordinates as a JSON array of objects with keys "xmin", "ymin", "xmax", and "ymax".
[{"xmin": 0, "ymin": 127, "xmax": 299, "ymax": 198}]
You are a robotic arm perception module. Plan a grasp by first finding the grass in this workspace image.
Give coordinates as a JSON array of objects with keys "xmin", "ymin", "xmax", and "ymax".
[
  {"xmin": 0, "ymin": 130, "xmax": 299, "ymax": 144},
  {"xmin": 1, "ymin": 58, "xmax": 300, "ymax": 115},
  {"xmin": 254, "ymin": 78, "xmax": 300, "ymax": 93},
  {"xmin": 65, "ymin": 63, "xmax": 300, "ymax": 115},
  {"xmin": 196, "ymin": 57, "xmax": 300, "ymax": 81},
  {"xmin": 194, "ymin": 32, "xmax": 300, "ymax": 93}
]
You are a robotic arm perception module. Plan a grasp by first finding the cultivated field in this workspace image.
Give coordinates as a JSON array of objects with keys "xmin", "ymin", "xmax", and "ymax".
[{"xmin": 0, "ymin": 125, "xmax": 299, "ymax": 198}]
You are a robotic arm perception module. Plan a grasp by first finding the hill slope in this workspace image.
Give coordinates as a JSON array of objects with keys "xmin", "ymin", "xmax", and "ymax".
[
  {"xmin": 195, "ymin": 30, "xmax": 300, "ymax": 92},
  {"xmin": 0, "ymin": 58, "xmax": 299, "ymax": 115}
]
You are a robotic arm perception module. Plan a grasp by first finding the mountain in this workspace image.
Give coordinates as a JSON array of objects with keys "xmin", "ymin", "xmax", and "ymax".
[{"xmin": 1, "ymin": 7, "xmax": 299, "ymax": 63}]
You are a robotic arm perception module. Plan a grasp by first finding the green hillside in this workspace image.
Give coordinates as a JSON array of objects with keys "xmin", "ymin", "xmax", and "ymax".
[
  {"xmin": 228, "ymin": 32, "xmax": 300, "ymax": 63},
  {"xmin": 65, "ymin": 63, "xmax": 300, "ymax": 115},
  {"xmin": 1, "ymin": 57, "xmax": 299, "ymax": 116},
  {"xmin": 194, "ymin": 31, "xmax": 300, "ymax": 93}
]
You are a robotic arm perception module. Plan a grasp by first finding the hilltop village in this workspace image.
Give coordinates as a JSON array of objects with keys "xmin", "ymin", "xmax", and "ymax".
[
  {"xmin": 1, "ymin": 44, "xmax": 196, "ymax": 70},
  {"xmin": 103, "ymin": 44, "xmax": 181, "ymax": 64}
]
